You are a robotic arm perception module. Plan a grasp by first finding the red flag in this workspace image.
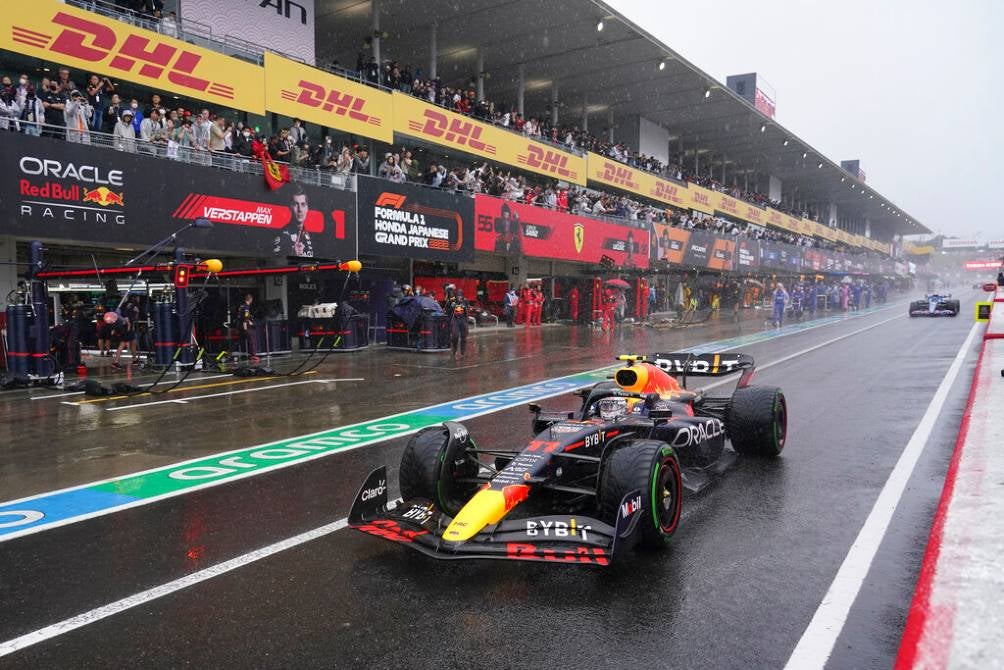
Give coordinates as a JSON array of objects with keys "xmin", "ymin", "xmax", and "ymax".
[{"xmin": 253, "ymin": 140, "xmax": 290, "ymax": 190}]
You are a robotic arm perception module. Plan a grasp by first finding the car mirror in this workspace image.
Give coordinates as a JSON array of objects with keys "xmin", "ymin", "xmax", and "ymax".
[{"xmin": 527, "ymin": 403, "xmax": 541, "ymax": 414}]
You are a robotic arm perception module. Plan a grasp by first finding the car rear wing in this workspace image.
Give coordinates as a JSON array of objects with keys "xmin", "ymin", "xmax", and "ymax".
[{"xmin": 651, "ymin": 352, "xmax": 756, "ymax": 388}]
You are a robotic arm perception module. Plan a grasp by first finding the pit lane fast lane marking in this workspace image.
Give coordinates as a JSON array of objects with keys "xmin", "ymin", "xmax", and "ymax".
[
  {"xmin": 784, "ymin": 321, "xmax": 981, "ymax": 670},
  {"xmin": 0, "ymin": 301, "xmax": 905, "ymax": 543},
  {"xmin": 0, "ymin": 310, "xmax": 909, "ymax": 658}
]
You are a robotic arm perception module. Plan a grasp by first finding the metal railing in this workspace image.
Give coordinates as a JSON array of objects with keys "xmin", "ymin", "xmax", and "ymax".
[{"xmin": 9, "ymin": 120, "xmax": 353, "ymax": 191}]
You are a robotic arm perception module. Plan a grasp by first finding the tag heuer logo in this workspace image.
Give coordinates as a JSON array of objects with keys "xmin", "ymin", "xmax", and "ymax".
[{"xmin": 573, "ymin": 223, "xmax": 584, "ymax": 254}]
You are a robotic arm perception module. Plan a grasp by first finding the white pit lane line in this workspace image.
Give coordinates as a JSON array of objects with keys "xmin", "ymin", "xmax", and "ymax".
[
  {"xmin": 784, "ymin": 321, "xmax": 981, "ymax": 670},
  {"xmin": 0, "ymin": 311, "xmax": 909, "ymax": 658}
]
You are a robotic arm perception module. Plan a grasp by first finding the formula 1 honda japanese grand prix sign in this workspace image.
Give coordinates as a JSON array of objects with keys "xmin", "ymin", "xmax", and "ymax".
[
  {"xmin": 1, "ymin": 0, "xmax": 265, "ymax": 113},
  {"xmin": 264, "ymin": 52, "xmax": 393, "ymax": 143},
  {"xmin": 356, "ymin": 177, "xmax": 474, "ymax": 261},
  {"xmin": 474, "ymin": 195, "xmax": 649, "ymax": 269},
  {"xmin": 393, "ymin": 92, "xmax": 587, "ymax": 186},
  {"xmin": 0, "ymin": 133, "xmax": 355, "ymax": 259}
]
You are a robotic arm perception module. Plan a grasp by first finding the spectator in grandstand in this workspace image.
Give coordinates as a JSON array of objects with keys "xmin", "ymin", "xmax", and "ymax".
[
  {"xmin": 270, "ymin": 127, "xmax": 292, "ymax": 162},
  {"xmin": 64, "ymin": 90, "xmax": 92, "ymax": 144},
  {"xmin": 101, "ymin": 93, "xmax": 123, "ymax": 134},
  {"xmin": 127, "ymin": 98, "xmax": 144, "ymax": 134},
  {"xmin": 18, "ymin": 86, "xmax": 44, "ymax": 137},
  {"xmin": 85, "ymin": 74, "xmax": 115, "ymax": 132},
  {"xmin": 233, "ymin": 125, "xmax": 254, "ymax": 158},
  {"xmin": 335, "ymin": 146, "xmax": 354, "ymax": 175},
  {"xmin": 114, "ymin": 109, "xmax": 136, "ymax": 153},
  {"xmin": 209, "ymin": 116, "xmax": 227, "ymax": 152},
  {"xmin": 41, "ymin": 80, "xmax": 66, "ymax": 139},
  {"xmin": 0, "ymin": 87, "xmax": 19, "ymax": 131},
  {"xmin": 144, "ymin": 93, "xmax": 164, "ymax": 119},
  {"xmin": 289, "ymin": 118, "xmax": 307, "ymax": 146},
  {"xmin": 352, "ymin": 147, "xmax": 370, "ymax": 173},
  {"xmin": 168, "ymin": 117, "xmax": 194, "ymax": 155},
  {"xmin": 160, "ymin": 11, "xmax": 178, "ymax": 38},
  {"xmin": 12, "ymin": 74, "xmax": 29, "ymax": 109},
  {"xmin": 193, "ymin": 108, "xmax": 211, "ymax": 150},
  {"xmin": 54, "ymin": 68, "xmax": 78, "ymax": 97}
]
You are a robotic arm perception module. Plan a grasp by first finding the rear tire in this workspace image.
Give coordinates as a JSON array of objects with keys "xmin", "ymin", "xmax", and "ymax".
[
  {"xmin": 600, "ymin": 440, "xmax": 682, "ymax": 550},
  {"xmin": 728, "ymin": 386, "xmax": 787, "ymax": 457},
  {"xmin": 399, "ymin": 426, "xmax": 479, "ymax": 516}
]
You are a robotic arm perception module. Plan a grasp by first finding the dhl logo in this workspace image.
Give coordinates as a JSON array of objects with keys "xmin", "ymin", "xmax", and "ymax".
[
  {"xmin": 13, "ymin": 12, "xmax": 233, "ymax": 100},
  {"xmin": 82, "ymin": 187, "xmax": 124, "ymax": 207},
  {"xmin": 768, "ymin": 210, "xmax": 784, "ymax": 225},
  {"xmin": 375, "ymin": 193, "xmax": 406, "ymax": 208},
  {"xmin": 651, "ymin": 181, "xmax": 685, "ymax": 204},
  {"xmin": 281, "ymin": 80, "xmax": 381, "ymax": 126},
  {"xmin": 719, "ymin": 196, "xmax": 738, "ymax": 213},
  {"xmin": 692, "ymin": 192, "xmax": 711, "ymax": 208},
  {"xmin": 746, "ymin": 206, "xmax": 763, "ymax": 222},
  {"xmin": 519, "ymin": 146, "xmax": 578, "ymax": 181},
  {"xmin": 597, "ymin": 161, "xmax": 637, "ymax": 189},
  {"xmin": 407, "ymin": 110, "xmax": 496, "ymax": 154}
]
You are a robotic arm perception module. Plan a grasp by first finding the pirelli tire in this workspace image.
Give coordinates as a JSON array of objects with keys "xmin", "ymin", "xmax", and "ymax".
[
  {"xmin": 599, "ymin": 440, "xmax": 682, "ymax": 550},
  {"xmin": 727, "ymin": 385, "xmax": 787, "ymax": 457},
  {"xmin": 399, "ymin": 426, "xmax": 479, "ymax": 517}
]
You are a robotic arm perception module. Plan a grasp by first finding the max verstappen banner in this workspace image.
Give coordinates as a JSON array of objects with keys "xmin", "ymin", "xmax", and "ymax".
[
  {"xmin": 474, "ymin": 196, "xmax": 649, "ymax": 269},
  {"xmin": 0, "ymin": 133, "xmax": 355, "ymax": 259},
  {"xmin": 650, "ymin": 224, "xmax": 690, "ymax": 265},
  {"xmin": 356, "ymin": 177, "xmax": 474, "ymax": 261},
  {"xmin": 1, "ymin": 0, "xmax": 265, "ymax": 113}
]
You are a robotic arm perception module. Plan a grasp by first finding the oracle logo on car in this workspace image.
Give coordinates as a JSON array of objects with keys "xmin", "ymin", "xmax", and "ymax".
[
  {"xmin": 20, "ymin": 11, "xmax": 234, "ymax": 100},
  {"xmin": 407, "ymin": 109, "xmax": 497, "ymax": 154},
  {"xmin": 280, "ymin": 80, "xmax": 382, "ymax": 126}
]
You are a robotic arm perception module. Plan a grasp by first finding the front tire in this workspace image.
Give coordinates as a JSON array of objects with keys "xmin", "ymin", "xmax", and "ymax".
[
  {"xmin": 728, "ymin": 386, "xmax": 787, "ymax": 457},
  {"xmin": 399, "ymin": 426, "xmax": 479, "ymax": 516},
  {"xmin": 600, "ymin": 440, "xmax": 682, "ymax": 550}
]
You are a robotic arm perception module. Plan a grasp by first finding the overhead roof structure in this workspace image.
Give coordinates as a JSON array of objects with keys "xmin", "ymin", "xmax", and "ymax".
[{"xmin": 315, "ymin": 0, "xmax": 928, "ymax": 238}]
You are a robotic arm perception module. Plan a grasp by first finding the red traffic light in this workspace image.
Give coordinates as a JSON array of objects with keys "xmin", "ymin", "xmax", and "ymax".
[{"xmin": 174, "ymin": 265, "xmax": 190, "ymax": 288}]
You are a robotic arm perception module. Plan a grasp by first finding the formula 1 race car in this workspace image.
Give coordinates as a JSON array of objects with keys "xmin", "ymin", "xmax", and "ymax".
[
  {"xmin": 909, "ymin": 294, "xmax": 960, "ymax": 317},
  {"xmin": 349, "ymin": 352, "xmax": 787, "ymax": 565}
]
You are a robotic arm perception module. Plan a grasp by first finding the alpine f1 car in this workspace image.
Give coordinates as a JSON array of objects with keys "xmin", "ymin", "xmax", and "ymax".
[
  {"xmin": 349, "ymin": 352, "xmax": 786, "ymax": 565},
  {"xmin": 909, "ymin": 294, "xmax": 960, "ymax": 317}
]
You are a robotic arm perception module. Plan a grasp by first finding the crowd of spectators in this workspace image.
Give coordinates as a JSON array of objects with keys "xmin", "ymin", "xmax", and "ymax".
[{"xmin": 1, "ymin": 63, "xmax": 855, "ymax": 254}]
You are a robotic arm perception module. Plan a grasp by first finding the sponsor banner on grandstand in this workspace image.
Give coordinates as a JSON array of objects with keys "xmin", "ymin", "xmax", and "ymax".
[
  {"xmin": 394, "ymin": 93, "xmax": 586, "ymax": 186},
  {"xmin": 180, "ymin": 0, "xmax": 316, "ymax": 65},
  {"xmin": 474, "ymin": 196, "xmax": 648, "ymax": 268},
  {"xmin": 736, "ymin": 238, "xmax": 760, "ymax": 270},
  {"xmin": 713, "ymin": 193, "xmax": 743, "ymax": 220},
  {"xmin": 707, "ymin": 236, "xmax": 736, "ymax": 271},
  {"xmin": 964, "ymin": 260, "xmax": 1003, "ymax": 271},
  {"xmin": 987, "ymin": 239, "xmax": 1004, "ymax": 249},
  {"xmin": 687, "ymin": 185, "xmax": 716, "ymax": 215},
  {"xmin": 586, "ymin": 153, "xmax": 691, "ymax": 210},
  {"xmin": 0, "ymin": 132, "xmax": 355, "ymax": 258},
  {"xmin": 681, "ymin": 231, "xmax": 714, "ymax": 267},
  {"xmin": 263, "ymin": 52, "xmax": 393, "ymax": 143},
  {"xmin": 0, "ymin": 0, "xmax": 266, "ymax": 113},
  {"xmin": 356, "ymin": 177, "xmax": 474, "ymax": 261},
  {"xmin": 649, "ymin": 224, "xmax": 690, "ymax": 265},
  {"xmin": 743, "ymin": 202, "xmax": 766, "ymax": 226},
  {"xmin": 942, "ymin": 239, "xmax": 981, "ymax": 249}
]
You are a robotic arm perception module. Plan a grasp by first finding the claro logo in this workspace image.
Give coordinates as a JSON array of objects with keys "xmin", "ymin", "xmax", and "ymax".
[
  {"xmin": 19, "ymin": 157, "xmax": 123, "ymax": 186},
  {"xmin": 13, "ymin": 11, "xmax": 234, "ymax": 100}
]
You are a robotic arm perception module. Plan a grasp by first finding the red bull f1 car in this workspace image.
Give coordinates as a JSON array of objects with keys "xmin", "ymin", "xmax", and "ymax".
[
  {"xmin": 349, "ymin": 352, "xmax": 787, "ymax": 566},
  {"xmin": 909, "ymin": 294, "xmax": 960, "ymax": 317}
]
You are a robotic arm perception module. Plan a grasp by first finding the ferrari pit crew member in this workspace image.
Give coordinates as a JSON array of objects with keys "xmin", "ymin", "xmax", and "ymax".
[
  {"xmin": 236, "ymin": 293, "xmax": 260, "ymax": 363},
  {"xmin": 569, "ymin": 285, "xmax": 580, "ymax": 323},
  {"xmin": 448, "ymin": 289, "xmax": 470, "ymax": 360}
]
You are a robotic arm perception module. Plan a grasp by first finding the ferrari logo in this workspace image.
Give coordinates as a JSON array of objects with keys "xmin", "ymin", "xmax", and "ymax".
[{"xmin": 573, "ymin": 223, "xmax": 584, "ymax": 254}]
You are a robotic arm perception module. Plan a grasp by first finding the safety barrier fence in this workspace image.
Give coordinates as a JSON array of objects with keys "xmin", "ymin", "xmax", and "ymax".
[{"xmin": 1, "ymin": 0, "xmax": 890, "ymax": 255}]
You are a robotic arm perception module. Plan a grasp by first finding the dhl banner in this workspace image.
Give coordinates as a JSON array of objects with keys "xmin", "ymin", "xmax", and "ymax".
[
  {"xmin": 394, "ymin": 92, "xmax": 586, "ymax": 186},
  {"xmin": 264, "ymin": 53, "xmax": 393, "ymax": 144},
  {"xmin": 1, "ymin": 0, "xmax": 265, "ymax": 113},
  {"xmin": 587, "ymin": 153, "xmax": 691, "ymax": 210}
]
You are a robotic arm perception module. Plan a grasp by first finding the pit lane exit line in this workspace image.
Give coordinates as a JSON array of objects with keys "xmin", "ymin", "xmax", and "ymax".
[
  {"xmin": 0, "ymin": 301, "xmax": 904, "ymax": 544},
  {"xmin": 0, "ymin": 309, "xmax": 908, "ymax": 658},
  {"xmin": 784, "ymin": 321, "xmax": 981, "ymax": 670}
]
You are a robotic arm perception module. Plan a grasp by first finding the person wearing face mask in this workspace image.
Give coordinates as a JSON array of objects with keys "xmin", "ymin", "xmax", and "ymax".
[
  {"xmin": 233, "ymin": 126, "xmax": 254, "ymax": 158},
  {"xmin": 114, "ymin": 109, "xmax": 137, "ymax": 153},
  {"xmin": 41, "ymin": 80, "xmax": 66, "ymax": 138},
  {"xmin": 127, "ymin": 99, "xmax": 144, "ymax": 134},
  {"xmin": 64, "ymin": 90, "xmax": 92, "ymax": 144},
  {"xmin": 0, "ymin": 87, "xmax": 20, "ymax": 132},
  {"xmin": 19, "ymin": 86, "xmax": 44, "ymax": 137},
  {"xmin": 15, "ymin": 75, "xmax": 31, "ymax": 108}
]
